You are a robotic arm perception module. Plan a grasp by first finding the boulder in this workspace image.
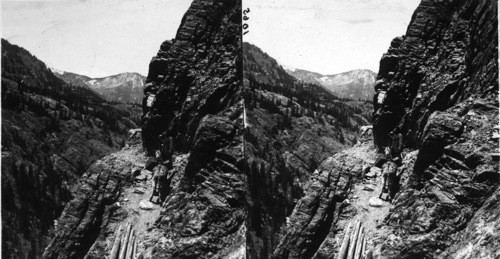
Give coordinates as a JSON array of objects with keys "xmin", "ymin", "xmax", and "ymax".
[
  {"xmin": 368, "ymin": 197, "xmax": 384, "ymax": 207},
  {"xmin": 139, "ymin": 200, "xmax": 154, "ymax": 210}
]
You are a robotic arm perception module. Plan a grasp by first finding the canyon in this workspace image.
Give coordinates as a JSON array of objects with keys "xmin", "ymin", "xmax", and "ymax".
[{"xmin": 1, "ymin": 0, "xmax": 498, "ymax": 258}]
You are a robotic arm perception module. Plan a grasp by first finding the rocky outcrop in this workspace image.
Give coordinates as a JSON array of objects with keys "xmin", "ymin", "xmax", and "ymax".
[
  {"xmin": 271, "ymin": 154, "xmax": 353, "ymax": 258},
  {"xmin": 42, "ymin": 139, "xmax": 146, "ymax": 259},
  {"xmin": 269, "ymin": 136, "xmax": 376, "ymax": 259},
  {"xmin": 141, "ymin": 0, "xmax": 245, "ymax": 257},
  {"xmin": 442, "ymin": 186, "xmax": 500, "ymax": 258},
  {"xmin": 371, "ymin": 0, "xmax": 499, "ymax": 258},
  {"xmin": 374, "ymin": 99, "xmax": 499, "ymax": 258},
  {"xmin": 151, "ymin": 113, "xmax": 245, "ymax": 258},
  {"xmin": 373, "ymin": 0, "xmax": 498, "ymax": 150},
  {"xmin": 142, "ymin": 0, "xmax": 242, "ymax": 157}
]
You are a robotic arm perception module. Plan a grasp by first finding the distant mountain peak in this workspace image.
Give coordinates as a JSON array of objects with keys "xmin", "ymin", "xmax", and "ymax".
[
  {"xmin": 280, "ymin": 63, "xmax": 297, "ymax": 72},
  {"xmin": 49, "ymin": 67, "xmax": 64, "ymax": 75},
  {"xmin": 52, "ymin": 69, "xmax": 146, "ymax": 104},
  {"xmin": 285, "ymin": 67, "xmax": 376, "ymax": 100}
]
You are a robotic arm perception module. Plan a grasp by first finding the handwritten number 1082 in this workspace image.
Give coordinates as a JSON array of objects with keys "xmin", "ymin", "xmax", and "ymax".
[{"xmin": 243, "ymin": 8, "xmax": 250, "ymax": 35}]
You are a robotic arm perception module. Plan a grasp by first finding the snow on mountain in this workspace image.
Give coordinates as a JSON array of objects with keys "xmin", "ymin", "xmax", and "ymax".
[
  {"xmin": 49, "ymin": 67, "xmax": 64, "ymax": 75},
  {"xmin": 280, "ymin": 63, "xmax": 296, "ymax": 72},
  {"xmin": 285, "ymin": 68, "xmax": 376, "ymax": 101},
  {"xmin": 53, "ymin": 70, "xmax": 146, "ymax": 104}
]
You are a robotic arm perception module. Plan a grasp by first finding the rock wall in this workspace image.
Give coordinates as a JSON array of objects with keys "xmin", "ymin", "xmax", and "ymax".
[
  {"xmin": 142, "ymin": 0, "xmax": 242, "ymax": 157},
  {"xmin": 373, "ymin": 0, "xmax": 497, "ymax": 150},
  {"xmin": 141, "ymin": 0, "xmax": 245, "ymax": 257},
  {"xmin": 372, "ymin": 0, "xmax": 499, "ymax": 258},
  {"xmin": 271, "ymin": 153, "xmax": 357, "ymax": 258}
]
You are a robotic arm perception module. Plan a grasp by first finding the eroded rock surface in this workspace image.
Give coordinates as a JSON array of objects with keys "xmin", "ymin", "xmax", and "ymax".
[
  {"xmin": 140, "ymin": 0, "xmax": 245, "ymax": 257},
  {"xmin": 375, "ymin": 100, "xmax": 499, "ymax": 259},
  {"xmin": 373, "ymin": 0, "xmax": 498, "ymax": 150},
  {"xmin": 42, "ymin": 141, "xmax": 147, "ymax": 259},
  {"xmin": 370, "ymin": 0, "xmax": 499, "ymax": 258}
]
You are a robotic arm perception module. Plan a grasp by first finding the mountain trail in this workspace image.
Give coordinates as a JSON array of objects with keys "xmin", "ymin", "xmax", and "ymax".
[
  {"xmin": 314, "ymin": 140, "xmax": 394, "ymax": 258},
  {"xmin": 112, "ymin": 169, "xmax": 163, "ymax": 254},
  {"xmin": 341, "ymin": 143, "xmax": 392, "ymax": 249},
  {"xmin": 83, "ymin": 145, "xmax": 162, "ymax": 257},
  {"xmin": 97, "ymin": 148, "xmax": 191, "ymax": 258}
]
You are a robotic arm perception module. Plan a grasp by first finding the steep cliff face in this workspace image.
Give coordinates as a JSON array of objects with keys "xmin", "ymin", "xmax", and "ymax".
[
  {"xmin": 373, "ymin": 0, "xmax": 497, "ymax": 150},
  {"xmin": 142, "ymin": 0, "xmax": 242, "ymax": 157},
  {"xmin": 371, "ymin": 0, "xmax": 499, "ymax": 258},
  {"xmin": 141, "ymin": 0, "xmax": 245, "ymax": 257}
]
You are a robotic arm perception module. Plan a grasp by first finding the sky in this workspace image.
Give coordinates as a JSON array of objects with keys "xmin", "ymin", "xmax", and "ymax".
[
  {"xmin": 1, "ymin": 0, "xmax": 421, "ymax": 78},
  {"xmin": 1, "ymin": 0, "xmax": 192, "ymax": 77},
  {"xmin": 244, "ymin": 0, "xmax": 421, "ymax": 75}
]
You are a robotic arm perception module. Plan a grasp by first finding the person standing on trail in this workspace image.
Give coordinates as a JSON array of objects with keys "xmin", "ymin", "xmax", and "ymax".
[
  {"xmin": 379, "ymin": 160, "xmax": 398, "ymax": 202},
  {"xmin": 149, "ymin": 135, "xmax": 175, "ymax": 204},
  {"xmin": 379, "ymin": 131, "xmax": 404, "ymax": 202},
  {"xmin": 150, "ymin": 162, "xmax": 175, "ymax": 204},
  {"xmin": 150, "ymin": 164, "xmax": 166, "ymax": 203}
]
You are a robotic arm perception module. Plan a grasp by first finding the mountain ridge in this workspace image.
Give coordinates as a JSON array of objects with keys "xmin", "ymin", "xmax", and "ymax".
[
  {"xmin": 283, "ymin": 65, "xmax": 376, "ymax": 101},
  {"xmin": 53, "ymin": 70, "xmax": 145, "ymax": 104}
]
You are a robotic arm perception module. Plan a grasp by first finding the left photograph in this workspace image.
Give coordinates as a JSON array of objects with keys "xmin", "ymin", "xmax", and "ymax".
[{"xmin": 1, "ymin": 0, "xmax": 244, "ymax": 258}]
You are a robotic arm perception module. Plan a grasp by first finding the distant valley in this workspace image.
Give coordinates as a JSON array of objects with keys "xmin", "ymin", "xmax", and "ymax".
[
  {"xmin": 283, "ymin": 66, "xmax": 376, "ymax": 101},
  {"xmin": 1, "ymin": 38, "xmax": 142, "ymax": 258}
]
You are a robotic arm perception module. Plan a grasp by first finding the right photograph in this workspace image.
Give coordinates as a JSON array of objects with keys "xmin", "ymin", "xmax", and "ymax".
[{"xmin": 243, "ymin": 0, "xmax": 499, "ymax": 258}]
